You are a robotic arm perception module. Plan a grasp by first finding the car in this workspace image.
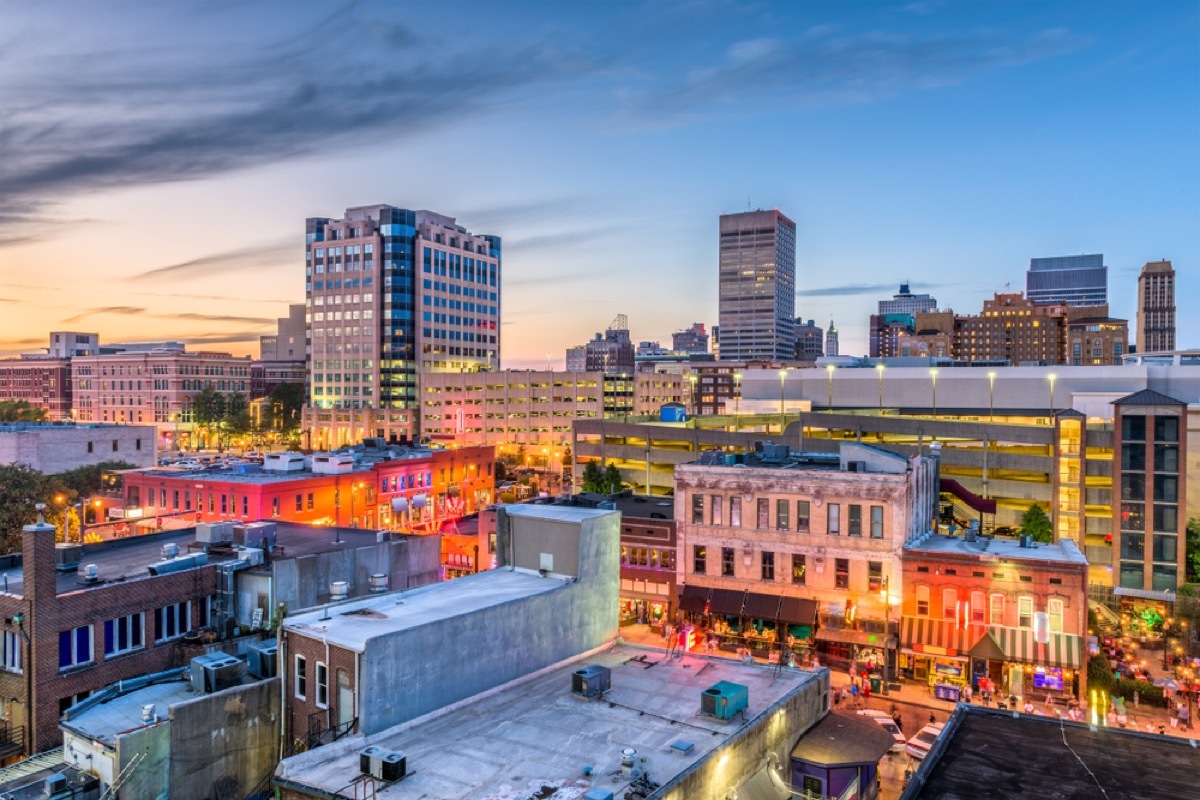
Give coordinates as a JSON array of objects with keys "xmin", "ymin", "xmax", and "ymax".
[
  {"xmin": 857, "ymin": 709, "xmax": 906, "ymax": 753},
  {"xmin": 175, "ymin": 459, "xmax": 203, "ymax": 470},
  {"xmin": 906, "ymin": 723, "xmax": 945, "ymax": 760}
]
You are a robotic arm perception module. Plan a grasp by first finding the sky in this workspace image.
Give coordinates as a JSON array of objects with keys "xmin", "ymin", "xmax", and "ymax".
[{"xmin": 1, "ymin": 0, "xmax": 1197, "ymax": 366}]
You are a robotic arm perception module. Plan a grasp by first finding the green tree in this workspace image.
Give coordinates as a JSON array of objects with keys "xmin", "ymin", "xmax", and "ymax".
[
  {"xmin": 191, "ymin": 386, "xmax": 227, "ymax": 427},
  {"xmin": 0, "ymin": 400, "xmax": 49, "ymax": 422},
  {"xmin": 1186, "ymin": 517, "xmax": 1200, "ymax": 584},
  {"xmin": 1019, "ymin": 503, "xmax": 1053, "ymax": 543},
  {"xmin": 54, "ymin": 460, "xmax": 137, "ymax": 498},
  {"xmin": 0, "ymin": 465, "xmax": 59, "ymax": 553},
  {"xmin": 603, "ymin": 463, "xmax": 624, "ymax": 494},
  {"xmin": 224, "ymin": 392, "xmax": 252, "ymax": 437},
  {"xmin": 494, "ymin": 460, "xmax": 509, "ymax": 484},
  {"xmin": 581, "ymin": 461, "xmax": 605, "ymax": 494},
  {"xmin": 561, "ymin": 445, "xmax": 573, "ymax": 469},
  {"xmin": 268, "ymin": 383, "xmax": 305, "ymax": 431}
]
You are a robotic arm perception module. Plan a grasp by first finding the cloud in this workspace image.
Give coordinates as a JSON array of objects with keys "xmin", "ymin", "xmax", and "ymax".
[
  {"xmin": 131, "ymin": 238, "xmax": 298, "ymax": 281},
  {"xmin": 61, "ymin": 306, "xmax": 274, "ymax": 326},
  {"xmin": 62, "ymin": 306, "xmax": 146, "ymax": 323},
  {"xmin": 797, "ymin": 282, "xmax": 940, "ymax": 298},
  {"xmin": 618, "ymin": 26, "xmax": 1087, "ymax": 124},
  {"xmin": 505, "ymin": 225, "xmax": 624, "ymax": 254},
  {"xmin": 132, "ymin": 291, "xmax": 298, "ymax": 305}
]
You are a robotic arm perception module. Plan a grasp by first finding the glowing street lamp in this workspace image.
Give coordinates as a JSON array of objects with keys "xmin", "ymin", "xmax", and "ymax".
[
  {"xmin": 875, "ymin": 363, "xmax": 885, "ymax": 412},
  {"xmin": 1047, "ymin": 373, "xmax": 1057, "ymax": 415},
  {"xmin": 929, "ymin": 368, "xmax": 939, "ymax": 417},
  {"xmin": 987, "ymin": 371, "xmax": 997, "ymax": 422},
  {"xmin": 825, "ymin": 364, "xmax": 836, "ymax": 411}
]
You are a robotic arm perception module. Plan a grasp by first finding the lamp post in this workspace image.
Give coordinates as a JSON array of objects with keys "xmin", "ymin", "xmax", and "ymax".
[
  {"xmin": 929, "ymin": 368, "xmax": 939, "ymax": 417},
  {"xmin": 875, "ymin": 363, "xmax": 885, "ymax": 413},
  {"xmin": 987, "ymin": 371, "xmax": 996, "ymax": 422},
  {"xmin": 733, "ymin": 371, "xmax": 743, "ymax": 431},
  {"xmin": 825, "ymin": 364, "xmax": 836, "ymax": 412},
  {"xmin": 1047, "ymin": 373, "xmax": 1057, "ymax": 415},
  {"xmin": 778, "ymin": 369, "xmax": 787, "ymax": 434},
  {"xmin": 350, "ymin": 481, "xmax": 365, "ymax": 528},
  {"xmin": 880, "ymin": 575, "xmax": 892, "ymax": 683}
]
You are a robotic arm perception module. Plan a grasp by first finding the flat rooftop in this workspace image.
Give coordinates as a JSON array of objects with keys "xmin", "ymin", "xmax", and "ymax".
[
  {"xmin": 909, "ymin": 708, "xmax": 1199, "ymax": 800},
  {"xmin": 277, "ymin": 644, "xmax": 823, "ymax": 799},
  {"xmin": 905, "ymin": 533, "xmax": 1088, "ymax": 566},
  {"xmin": 283, "ymin": 568, "xmax": 565, "ymax": 652},
  {"xmin": 0, "ymin": 422, "xmax": 146, "ymax": 433},
  {"xmin": 574, "ymin": 493, "xmax": 676, "ymax": 520},
  {"xmin": 61, "ymin": 679, "xmax": 195, "ymax": 746}
]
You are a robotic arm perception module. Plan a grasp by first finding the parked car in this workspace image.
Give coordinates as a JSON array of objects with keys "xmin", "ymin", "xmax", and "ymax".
[
  {"xmin": 857, "ymin": 709, "xmax": 906, "ymax": 753},
  {"xmin": 906, "ymin": 723, "xmax": 945, "ymax": 760},
  {"xmin": 176, "ymin": 459, "xmax": 203, "ymax": 470}
]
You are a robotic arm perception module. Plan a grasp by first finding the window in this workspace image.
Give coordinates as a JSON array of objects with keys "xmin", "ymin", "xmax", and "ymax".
[
  {"xmin": 942, "ymin": 588, "xmax": 957, "ymax": 620},
  {"xmin": 730, "ymin": 496, "xmax": 741, "ymax": 527},
  {"xmin": 155, "ymin": 602, "xmax": 191, "ymax": 641},
  {"xmin": 693, "ymin": 545, "xmax": 707, "ymax": 574},
  {"xmin": 1154, "ymin": 416, "xmax": 1179, "ymax": 442},
  {"xmin": 58, "ymin": 626, "xmax": 93, "ymax": 669},
  {"xmin": 294, "ymin": 655, "xmax": 307, "ymax": 699},
  {"xmin": 870, "ymin": 506, "xmax": 884, "ymax": 539},
  {"xmin": 272, "ymin": 497, "xmax": 280, "ymax": 517},
  {"xmin": 1017, "ymin": 596, "xmax": 1033, "ymax": 628},
  {"xmin": 316, "ymin": 661, "xmax": 329, "ymax": 708},
  {"xmin": 835, "ymin": 558, "xmax": 849, "ymax": 589},
  {"xmin": 827, "ymin": 503, "xmax": 840, "ymax": 535},
  {"xmin": 990, "ymin": 594, "xmax": 1005, "ymax": 625},
  {"xmin": 848, "ymin": 505, "xmax": 862, "ymax": 536},
  {"xmin": 761, "ymin": 551, "xmax": 775, "ymax": 581},
  {"xmin": 710, "ymin": 495, "xmax": 723, "ymax": 526},
  {"xmin": 971, "ymin": 591, "xmax": 986, "ymax": 623},
  {"xmin": 103, "ymin": 613, "xmax": 144, "ymax": 657},
  {"xmin": 915, "ymin": 586, "xmax": 930, "ymax": 615},
  {"xmin": 691, "ymin": 494, "xmax": 704, "ymax": 524},
  {"xmin": 307, "ymin": 492, "xmax": 315, "ymax": 510},
  {"xmin": 868, "ymin": 561, "xmax": 883, "ymax": 592},
  {"xmin": 1048, "ymin": 598, "xmax": 1064, "ymax": 633},
  {"xmin": 721, "ymin": 547, "xmax": 735, "ymax": 577},
  {"xmin": 1153, "ymin": 534, "xmax": 1177, "ymax": 563},
  {"xmin": 295, "ymin": 494, "xmax": 303, "ymax": 512},
  {"xmin": 792, "ymin": 554, "xmax": 806, "ymax": 585},
  {"xmin": 797, "ymin": 501, "xmax": 810, "ymax": 532},
  {"xmin": 2, "ymin": 631, "xmax": 22, "ymax": 673},
  {"xmin": 756, "ymin": 499, "xmax": 769, "ymax": 528},
  {"xmin": 1121, "ymin": 415, "xmax": 1146, "ymax": 441},
  {"xmin": 775, "ymin": 499, "xmax": 789, "ymax": 531}
]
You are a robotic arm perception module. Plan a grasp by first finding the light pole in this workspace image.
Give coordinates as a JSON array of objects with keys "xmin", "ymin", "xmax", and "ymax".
[
  {"xmin": 1047, "ymin": 373, "xmax": 1057, "ymax": 416},
  {"xmin": 929, "ymin": 368, "xmax": 939, "ymax": 417},
  {"xmin": 987, "ymin": 371, "xmax": 996, "ymax": 422},
  {"xmin": 825, "ymin": 364, "xmax": 836, "ymax": 412},
  {"xmin": 875, "ymin": 363, "xmax": 885, "ymax": 413},
  {"xmin": 778, "ymin": 369, "xmax": 787, "ymax": 434},
  {"xmin": 350, "ymin": 481, "xmax": 365, "ymax": 528},
  {"xmin": 733, "ymin": 371, "xmax": 743, "ymax": 431}
]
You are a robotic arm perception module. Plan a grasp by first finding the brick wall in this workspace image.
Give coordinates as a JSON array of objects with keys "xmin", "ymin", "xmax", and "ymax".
[{"xmin": 280, "ymin": 633, "xmax": 359, "ymax": 748}]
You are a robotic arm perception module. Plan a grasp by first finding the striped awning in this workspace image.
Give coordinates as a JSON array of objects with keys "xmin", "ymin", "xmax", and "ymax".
[
  {"xmin": 900, "ymin": 616, "xmax": 975, "ymax": 658},
  {"xmin": 988, "ymin": 627, "xmax": 1084, "ymax": 670}
]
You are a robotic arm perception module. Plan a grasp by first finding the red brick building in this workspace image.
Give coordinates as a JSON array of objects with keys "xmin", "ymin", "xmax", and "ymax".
[
  {"xmin": 0, "ymin": 357, "xmax": 72, "ymax": 420},
  {"xmin": 900, "ymin": 533, "xmax": 1089, "ymax": 701}
]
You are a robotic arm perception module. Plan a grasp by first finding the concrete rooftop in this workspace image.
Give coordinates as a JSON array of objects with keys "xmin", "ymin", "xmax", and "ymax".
[
  {"xmin": 61, "ymin": 679, "xmax": 195, "ymax": 747},
  {"xmin": 905, "ymin": 533, "xmax": 1088, "ymax": 566},
  {"xmin": 277, "ymin": 644, "xmax": 823, "ymax": 799},
  {"xmin": 283, "ymin": 568, "xmax": 566, "ymax": 652}
]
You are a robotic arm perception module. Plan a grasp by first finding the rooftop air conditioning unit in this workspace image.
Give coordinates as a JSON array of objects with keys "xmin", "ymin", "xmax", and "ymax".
[
  {"xmin": 77, "ymin": 563, "xmax": 99, "ymax": 584},
  {"xmin": 54, "ymin": 543, "xmax": 84, "ymax": 572},
  {"xmin": 360, "ymin": 746, "xmax": 407, "ymax": 782},
  {"xmin": 190, "ymin": 652, "xmax": 244, "ymax": 694},
  {"xmin": 161, "ymin": 543, "xmax": 179, "ymax": 560},
  {"xmin": 246, "ymin": 639, "xmax": 278, "ymax": 679},
  {"xmin": 700, "ymin": 681, "xmax": 749, "ymax": 721},
  {"xmin": 196, "ymin": 522, "xmax": 234, "ymax": 545},
  {"xmin": 571, "ymin": 665, "xmax": 611, "ymax": 700}
]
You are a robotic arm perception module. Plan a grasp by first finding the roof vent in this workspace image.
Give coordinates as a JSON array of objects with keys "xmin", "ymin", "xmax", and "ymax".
[
  {"xmin": 142, "ymin": 704, "xmax": 156, "ymax": 723},
  {"xmin": 571, "ymin": 665, "xmax": 611, "ymax": 700},
  {"xmin": 330, "ymin": 581, "xmax": 349, "ymax": 601},
  {"xmin": 369, "ymin": 574, "xmax": 388, "ymax": 594},
  {"xmin": 78, "ymin": 563, "xmax": 99, "ymax": 584},
  {"xmin": 161, "ymin": 543, "xmax": 179, "ymax": 560}
]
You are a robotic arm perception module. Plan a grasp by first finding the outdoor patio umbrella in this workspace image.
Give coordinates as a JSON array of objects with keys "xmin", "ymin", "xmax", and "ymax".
[{"xmin": 1153, "ymin": 678, "xmax": 1181, "ymax": 691}]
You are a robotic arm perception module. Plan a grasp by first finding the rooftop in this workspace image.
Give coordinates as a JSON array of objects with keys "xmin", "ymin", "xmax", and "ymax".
[
  {"xmin": 570, "ymin": 493, "xmax": 677, "ymax": 521},
  {"xmin": 905, "ymin": 533, "xmax": 1088, "ymax": 566},
  {"xmin": 790, "ymin": 710, "xmax": 896, "ymax": 766},
  {"xmin": 283, "ymin": 567, "xmax": 566, "ymax": 652},
  {"xmin": 907, "ymin": 707, "xmax": 1199, "ymax": 800},
  {"xmin": 276, "ymin": 644, "xmax": 823, "ymax": 799},
  {"xmin": 61, "ymin": 678, "xmax": 196, "ymax": 746},
  {"xmin": 0, "ymin": 421, "xmax": 150, "ymax": 433}
]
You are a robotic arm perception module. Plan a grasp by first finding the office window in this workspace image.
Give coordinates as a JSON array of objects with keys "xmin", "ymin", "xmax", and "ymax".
[
  {"xmin": 1048, "ymin": 598, "xmax": 1064, "ymax": 633},
  {"xmin": 848, "ymin": 504, "xmax": 862, "ymax": 536},
  {"xmin": 756, "ymin": 499, "xmax": 769, "ymax": 528},
  {"xmin": 710, "ymin": 495, "xmax": 723, "ymax": 526},
  {"xmin": 868, "ymin": 561, "xmax": 883, "ymax": 592},
  {"xmin": 1153, "ymin": 534, "xmax": 1177, "ymax": 563},
  {"xmin": 1121, "ymin": 415, "xmax": 1145, "ymax": 441},
  {"xmin": 990, "ymin": 594, "xmax": 1005, "ymax": 625},
  {"xmin": 1018, "ymin": 596, "xmax": 1033, "ymax": 628},
  {"xmin": 691, "ymin": 494, "xmax": 704, "ymax": 524},
  {"xmin": 721, "ymin": 547, "xmax": 735, "ymax": 577},
  {"xmin": 103, "ymin": 613, "xmax": 144, "ymax": 657},
  {"xmin": 295, "ymin": 655, "xmax": 307, "ymax": 699},
  {"xmin": 827, "ymin": 503, "xmax": 840, "ymax": 535},
  {"xmin": 915, "ymin": 586, "xmax": 930, "ymax": 616},
  {"xmin": 316, "ymin": 662, "xmax": 329, "ymax": 708},
  {"xmin": 776, "ymin": 499, "xmax": 789, "ymax": 531},
  {"xmin": 155, "ymin": 602, "xmax": 191, "ymax": 642},
  {"xmin": 730, "ymin": 496, "xmax": 741, "ymax": 527},
  {"xmin": 971, "ymin": 591, "xmax": 986, "ymax": 623},
  {"xmin": 942, "ymin": 588, "xmax": 957, "ymax": 620},
  {"xmin": 870, "ymin": 506, "xmax": 884, "ymax": 539},
  {"xmin": 761, "ymin": 551, "xmax": 775, "ymax": 581},
  {"xmin": 796, "ymin": 501, "xmax": 810, "ymax": 532},
  {"xmin": 835, "ymin": 558, "xmax": 849, "ymax": 589},
  {"xmin": 58, "ymin": 626, "xmax": 93, "ymax": 670},
  {"xmin": 1, "ymin": 631, "xmax": 21, "ymax": 673},
  {"xmin": 792, "ymin": 554, "xmax": 806, "ymax": 585},
  {"xmin": 693, "ymin": 545, "xmax": 707, "ymax": 575},
  {"xmin": 1154, "ymin": 416, "xmax": 1179, "ymax": 442}
]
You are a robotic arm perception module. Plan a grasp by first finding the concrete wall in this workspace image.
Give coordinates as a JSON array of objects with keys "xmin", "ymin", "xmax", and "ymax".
[
  {"xmin": 509, "ymin": 516, "xmax": 583, "ymax": 578},
  {"xmin": 117, "ymin": 721, "xmax": 170, "ymax": 800},
  {"xmin": 654, "ymin": 669, "xmax": 830, "ymax": 800},
  {"xmin": 0, "ymin": 425, "xmax": 156, "ymax": 473},
  {"xmin": 356, "ymin": 510, "xmax": 619, "ymax": 735}
]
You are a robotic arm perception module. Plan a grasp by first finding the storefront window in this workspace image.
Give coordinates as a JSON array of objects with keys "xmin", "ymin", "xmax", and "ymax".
[
  {"xmin": 827, "ymin": 503, "xmax": 840, "ymax": 535},
  {"xmin": 1018, "ymin": 596, "xmax": 1033, "ymax": 628},
  {"xmin": 721, "ymin": 547, "xmax": 735, "ymax": 577},
  {"xmin": 691, "ymin": 494, "xmax": 704, "ymax": 524},
  {"xmin": 1048, "ymin": 598, "xmax": 1064, "ymax": 633},
  {"xmin": 848, "ymin": 504, "xmax": 862, "ymax": 536},
  {"xmin": 916, "ymin": 586, "xmax": 929, "ymax": 616},
  {"xmin": 870, "ymin": 506, "xmax": 884, "ymax": 539},
  {"xmin": 792, "ymin": 554, "xmax": 806, "ymax": 585},
  {"xmin": 1033, "ymin": 667, "xmax": 1064, "ymax": 691},
  {"xmin": 730, "ymin": 496, "xmax": 741, "ymax": 527},
  {"xmin": 761, "ymin": 551, "xmax": 775, "ymax": 581},
  {"xmin": 710, "ymin": 495, "xmax": 723, "ymax": 526},
  {"xmin": 693, "ymin": 545, "xmax": 707, "ymax": 575},
  {"xmin": 620, "ymin": 546, "xmax": 628, "ymax": 565},
  {"xmin": 797, "ymin": 501, "xmax": 810, "ymax": 532},
  {"xmin": 776, "ymin": 499, "xmax": 789, "ymax": 530},
  {"xmin": 989, "ymin": 593, "xmax": 1004, "ymax": 625},
  {"xmin": 835, "ymin": 559, "xmax": 849, "ymax": 589}
]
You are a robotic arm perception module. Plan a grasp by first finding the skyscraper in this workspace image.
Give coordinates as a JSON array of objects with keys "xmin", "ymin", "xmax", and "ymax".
[
  {"xmin": 793, "ymin": 318, "xmax": 824, "ymax": 361},
  {"xmin": 825, "ymin": 320, "xmax": 839, "ymax": 357},
  {"xmin": 718, "ymin": 209, "xmax": 796, "ymax": 360},
  {"xmin": 870, "ymin": 284, "xmax": 938, "ymax": 357},
  {"xmin": 305, "ymin": 205, "xmax": 501, "ymax": 417},
  {"xmin": 1136, "ymin": 260, "xmax": 1176, "ymax": 354},
  {"xmin": 1026, "ymin": 254, "xmax": 1107, "ymax": 307}
]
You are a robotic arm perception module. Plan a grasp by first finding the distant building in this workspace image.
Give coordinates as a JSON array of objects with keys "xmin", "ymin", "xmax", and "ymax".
[
  {"xmin": 719, "ymin": 209, "xmax": 796, "ymax": 361},
  {"xmin": 794, "ymin": 319, "xmax": 824, "ymax": 361},
  {"xmin": 870, "ymin": 285, "xmax": 938, "ymax": 358},
  {"xmin": 825, "ymin": 321, "xmax": 839, "ymax": 357},
  {"xmin": 672, "ymin": 322, "xmax": 710, "ymax": 354},
  {"xmin": 249, "ymin": 359, "xmax": 306, "ymax": 401},
  {"xmin": 259, "ymin": 304, "xmax": 305, "ymax": 361},
  {"xmin": 0, "ymin": 356, "xmax": 72, "ymax": 420},
  {"xmin": 1026, "ymin": 254, "xmax": 1107, "ymax": 307},
  {"xmin": 0, "ymin": 422, "xmax": 156, "ymax": 473},
  {"xmin": 1137, "ymin": 260, "xmax": 1176, "ymax": 354},
  {"xmin": 47, "ymin": 332, "xmax": 99, "ymax": 359},
  {"xmin": 878, "ymin": 284, "xmax": 938, "ymax": 318},
  {"xmin": 564, "ymin": 344, "xmax": 587, "ymax": 372}
]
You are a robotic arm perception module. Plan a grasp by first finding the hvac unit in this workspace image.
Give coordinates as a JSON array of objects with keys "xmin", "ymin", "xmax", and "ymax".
[
  {"xmin": 360, "ymin": 746, "xmax": 407, "ymax": 782},
  {"xmin": 189, "ymin": 652, "xmax": 244, "ymax": 694},
  {"xmin": 54, "ymin": 543, "xmax": 83, "ymax": 571},
  {"xmin": 246, "ymin": 639, "xmax": 278, "ymax": 679},
  {"xmin": 234, "ymin": 521, "xmax": 277, "ymax": 549},
  {"xmin": 196, "ymin": 522, "xmax": 234, "ymax": 544},
  {"xmin": 147, "ymin": 552, "xmax": 208, "ymax": 576},
  {"xmin": 571, "ymin": 665, "xmax": 612, "ymax": 699},
  {"xmin": 700, "ymin": 681, "xmax": 749, "ymax": 721}
]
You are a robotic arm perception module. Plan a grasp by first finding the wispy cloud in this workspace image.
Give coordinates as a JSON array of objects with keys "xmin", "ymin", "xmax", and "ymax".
[
  {"xmin": 797, "ymin": 282, "xmax": 940, "ymax": 298},
  {"xmin": 62, "ymin": 306, "xmax": 273, "ymax": 326},
  {"xmin": 62, "ymin": 306, "xmax": 145, "ymax": 323},
  {"xmin": 130, "ymin": 238, "xmax": 297, "ymax": 281}
]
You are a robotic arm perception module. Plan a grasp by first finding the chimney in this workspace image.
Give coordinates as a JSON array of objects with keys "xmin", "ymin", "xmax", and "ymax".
[{"xmin": 23, "ymin": 504, "xmax": 58, "ymax": 605}]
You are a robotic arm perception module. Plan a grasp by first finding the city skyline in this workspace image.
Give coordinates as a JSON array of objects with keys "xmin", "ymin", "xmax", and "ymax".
[{"xmin": 1, "ymin": 1, "xmax": 1197, "ymax": 364}]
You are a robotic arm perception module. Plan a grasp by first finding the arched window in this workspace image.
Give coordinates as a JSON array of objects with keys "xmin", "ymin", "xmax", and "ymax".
[{"xmin": 942, "ymin": 588, "xmax": 957, "ymax": 620}]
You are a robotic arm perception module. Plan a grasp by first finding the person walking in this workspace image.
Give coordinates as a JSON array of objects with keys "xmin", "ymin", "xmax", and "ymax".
[
  {"xmin": 863, "ymin": 679, "xmax": 872, "ymax": 706},
  {"xmin": 1133, "ymin": 689, "xmax": 1140, "ymax": 709}
]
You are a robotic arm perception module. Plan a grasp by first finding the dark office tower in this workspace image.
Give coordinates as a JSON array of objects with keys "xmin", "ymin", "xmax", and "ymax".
[
  {"xmin": 718, "ymin": 209, "xmax": 796, "ymax": 361},
  {"xmin": 305, "ymin": 206, "xmax": 501, "ymax": 414},
  {"xmin": 1026, "ymin": 254, "xmax": 1107, "ymax": 307},
  {"xmin": 1136, "ymin": 260, "xmax": 1176, "ymax": 354},
  {"xmin": 793, "ymin": 319, "xmax": 824, "ymax": 361}
]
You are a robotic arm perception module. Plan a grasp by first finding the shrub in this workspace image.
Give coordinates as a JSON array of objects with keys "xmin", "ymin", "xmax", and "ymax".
[
  {"xmin": 1111, "ymin": 678, "xmax": 1163, "ymax": 706},
  {"xmin": 1087, "ymin": 654, "xmax": 1115, "ymax": 691}
]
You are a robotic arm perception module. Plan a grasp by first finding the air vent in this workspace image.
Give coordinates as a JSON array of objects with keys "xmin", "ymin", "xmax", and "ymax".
[
  {"xmin": 571, "ymin": 665, "xmax": 611, "ymax": 700},
  {"xmin": 700, "ymin": 681, "xmax": 748, "ymax": 721},
  {"xmin": 360, "ymin": 746, "xmax": 407, "ymax": 782}
]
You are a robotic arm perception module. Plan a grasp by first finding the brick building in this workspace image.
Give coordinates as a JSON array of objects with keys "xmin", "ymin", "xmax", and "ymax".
[
  {"xmin": 900, "ymin": 532, "xmax": 1089, "ymax": 700},
  {"xmin": 0, "ymin": 358, "xmax": 72, "ymax": 420}
]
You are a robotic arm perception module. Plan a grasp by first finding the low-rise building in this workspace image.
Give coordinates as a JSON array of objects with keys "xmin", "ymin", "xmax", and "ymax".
[{"xmin": 0, "ymin": 422, "xmax": 156, "ymax": 473}]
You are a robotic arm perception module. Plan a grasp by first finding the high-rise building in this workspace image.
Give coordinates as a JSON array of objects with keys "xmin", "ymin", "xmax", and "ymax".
[
  {"xmin": 672, "ymin": 323, "xmax": 710, "ymax": 354},
  {"xmin": 718, "ymin": 209, "xmax": 796, "ymax": 361},
  {"xmin": 824, "ymin": 321, "xmax": 839, "ymax": 357},
  {"xmin": 877, "ymin": 284, "xmax": 937, "ymax": 317},
  {"xmin": 565, "ymin": 315, "xmax": 634, "ymax": 375},
  {"xmin": 1026, "ymin": 254, "xmax": 1107, "ymax": 307},
  {"xmin": 305, "ymin": 206, "xmax": 501, "ymax": 440},
  {"xmin": 260, "ymin": 304, "xmax": 306, "ymax": 361},
  {"xmin": 1136, "ymin": 260, "xmax": 1176, "ymax": 354},
  {"xmin": 793, "ymin": 319, "xmax": 823, "ymax": 361}
]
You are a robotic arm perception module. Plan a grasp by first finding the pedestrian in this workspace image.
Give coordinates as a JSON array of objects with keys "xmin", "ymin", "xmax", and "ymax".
[
  {"xmin": 892, "ymin": 711, "xmax": 904, "ymax": 733},
  {"xmin": 1133, "ymin": 689, "xmax": 1140, "ymax": 709},
  {"xmin": 850, "ymin": 683, "xmax": 859, "ymax": 708},
  {"xmin": 928, "ymin": 712, "xmax": 936, "ymax": 726},
  {"xmin": 863, "ymin": 680, "xmax": 872, "ymax": 705},
  {"xmin": 1170, "ymin": 704, "xmax": 1179, "ymax": 729},
  {"xmin": 1179, "ymin": 703, "xmax": 1191, "ymax": 730}
]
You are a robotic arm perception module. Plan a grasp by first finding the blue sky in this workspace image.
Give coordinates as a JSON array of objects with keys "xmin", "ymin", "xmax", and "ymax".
[{"xmin": 1, "ymin": 0, "xmax": 1196, "ymax": 363}]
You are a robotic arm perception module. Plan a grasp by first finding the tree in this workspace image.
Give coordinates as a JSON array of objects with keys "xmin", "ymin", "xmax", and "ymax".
[
  {"xmin": 581, "ymin": 461, "xmax": 605, "ymax": 494},
  {"xmin": 1186, "ymin": 517, "xmax": 1200, "ymax": 585},
  {"xmin": 0, "ymin": 400, "xmax": 49, "ymax": 422},
  {"xmin": 0, "ymin": 465, "xmax": 60, "ymax": 553},
  {"xmin": 191, "ymin": 386, "xmax": 226, "ymax": 427},
  {"xmin": 603, "ymin": 463, "xmax": 624, "ymax": 494},
  {"xmin": 561, "ymin": 446, "xmax": 573, "ymax": 469},
  {"xmin": 54, "ymin": 460, "xmax": 137, "ymax": 498},
  {"xmin": 224, "ymin": 392, "xmax": 252, "ymax": 438},
  {"xmin": 494, "ymin": 460, "xmax": 510, "ymax": 484},
  {"xmin": 268, "ymin": 383, "xmax": 305, "ymax": 431},
  {"xmin": 1019, "ymin": 503, "xmax": 1053, "ymax": 543}
]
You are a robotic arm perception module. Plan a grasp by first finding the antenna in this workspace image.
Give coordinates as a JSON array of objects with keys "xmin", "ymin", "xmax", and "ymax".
[{"xmin": 608, "ymin": 313, "xmax": 628, "ymax": 332}]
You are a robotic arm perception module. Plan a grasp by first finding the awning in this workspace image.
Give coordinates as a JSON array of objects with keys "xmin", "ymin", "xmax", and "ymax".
[
  {"xmin": 969, "ymin": 629, "xmax": 1007, "ymax": 661},
  {"xmin": 778, "ymin": 596, "xmax": 819, "ymax": 627},
  {"xmin": 1113, "ymin": 586, "xmax": 1176, "ymax": 602},
  {"xmin": 678, "ymin": 585, "xmax": 709, "ymax": 613},
  {"xmin": 814, "ymin": 628, "xmax": 881, "ymax": 647},
  {"xmin": 743, "ymin": 592, "xmax": 784, "ymax": 620},
  {"xmin": 989, "ymin": 627, "xmax": 1083, "ymax": 670},
  {"xmin": 708, "ymin": 589, "xmax": 746, "ymax": 617},
  {"xmin": 900, "ymin": 616, "xmax": 975, "ymax": 658}
]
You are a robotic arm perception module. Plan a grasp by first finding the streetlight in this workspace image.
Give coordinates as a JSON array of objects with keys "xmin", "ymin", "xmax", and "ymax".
[
  {"xmin": 778, "ymin": 369, "xmax": 787, "ymax": 434},
  {"xmin": 987, "ymin": 371, "xmax": 996, "ymax": 422},
  {"xmin": 350, "ymin": 481, "xmax": 365, "ymax": 528},
  {"xmin": 875, "ymin": 363, "xmax": 885, "ymax": 413},
  {"xmin": 1047, "ymin": 373, "xmax": 1057, "ymax": 416},
  {"xmin": 825, "ymin": 364, "xmax": 836, "ymax": 411},
  {"xmin": 929, "ymin": 368, "xmax": 939, "ymax": 417},
  {"xmin": 733, "ymin": 371, "xmax": 743, "ymax": 431}
]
